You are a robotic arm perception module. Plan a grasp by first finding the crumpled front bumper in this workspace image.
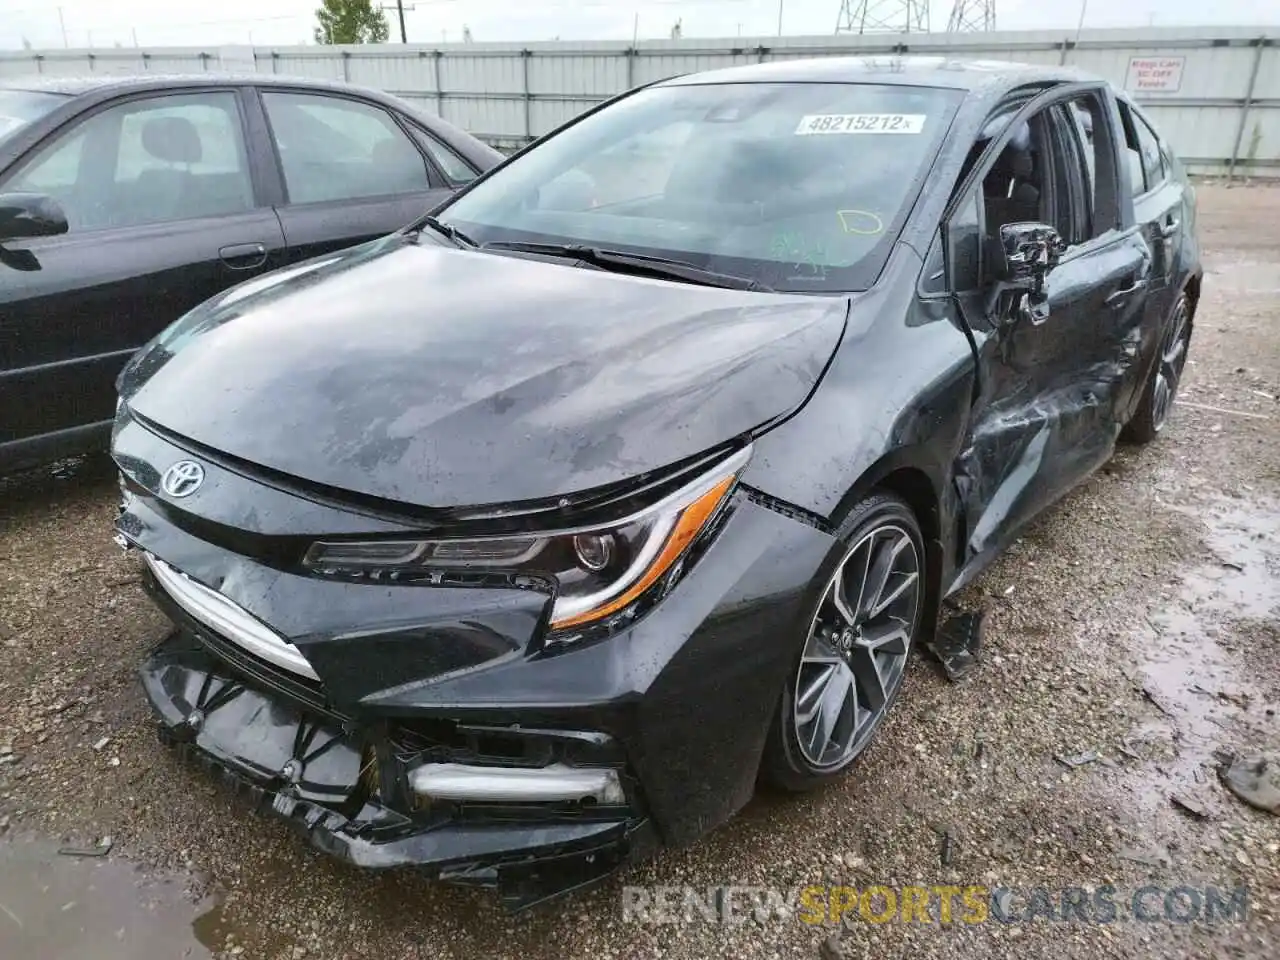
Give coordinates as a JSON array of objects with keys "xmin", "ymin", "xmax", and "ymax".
[{"xmin": 141, "ymin": 630, "xmax": 654, "ymax": 910}]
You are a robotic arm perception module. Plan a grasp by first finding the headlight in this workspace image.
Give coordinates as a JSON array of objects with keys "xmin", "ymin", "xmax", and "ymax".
[{"xmin": 304, "ymin": 446, "xmax": 750, "ymax": 635}]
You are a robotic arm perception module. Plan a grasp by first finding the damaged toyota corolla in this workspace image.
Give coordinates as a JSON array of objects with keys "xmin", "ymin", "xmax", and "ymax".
[{"xmin": 111, "ymin": 58, "xmax": 1200, "ymax": 908}]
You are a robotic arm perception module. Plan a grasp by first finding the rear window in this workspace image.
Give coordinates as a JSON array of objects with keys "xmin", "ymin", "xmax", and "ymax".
[{"xmin": 0, "ymin": 90, "xmax": 67, "ymax": 143}]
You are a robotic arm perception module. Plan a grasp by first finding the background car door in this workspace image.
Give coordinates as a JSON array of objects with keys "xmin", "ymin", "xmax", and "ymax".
[
  {"xmin": 948, "ymin": 86, "xmax": 1151, "ymax": 565},
  {"xmin": 0, "ymin": 88, "xmax": 286, "ymax": 468},
  {"xmin": 257, "ymin": 90, "xmax": 454, "ymax": 263}
]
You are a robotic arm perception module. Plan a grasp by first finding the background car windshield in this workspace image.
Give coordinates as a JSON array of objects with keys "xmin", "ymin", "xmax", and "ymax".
[
  {"xmin": 442, "ymin": 82, "xmax": 961, "ymax": 292},
  {"xmin": 0, "ymin": 90, "xmax": 66, "ymax": 144}
]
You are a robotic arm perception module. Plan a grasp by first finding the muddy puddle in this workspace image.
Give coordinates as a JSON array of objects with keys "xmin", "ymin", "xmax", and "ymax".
[
  {"xmin": 1122, "ymin": 494, "xmax": 1279, "ymax": 817},
  {"xmin": 0, "ymin": 835, "xmax": 218, "ymax": 959}
]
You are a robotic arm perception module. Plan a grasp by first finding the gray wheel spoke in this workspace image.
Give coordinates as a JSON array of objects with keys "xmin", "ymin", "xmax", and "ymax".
[
  {"xmin": 868, "ymin": 570, "xmax": 919, "ymax": 619},
  {"xmin": 858, "ymin": 534, "xmax": 903, "ymax": 619},
  {"xmin": 796, "ymin": 662, "xmax": 837, "ymax": 724},
  {"xmin": 849, "ymin": 646, "xmax": 888, "ymax": 713},
  {"xmin": 802, "ymin": 631, "xmax": 843, "ymax": 665},
  {"xmin": 860, "ymin": 619, "xmax": 911, "ymax": 655},
  {"xmin": 803, "ymin": 662, "xmax": 857, "ymax": 760},
  {"xmin": 849, "ymin": 534, "xmax": 875, "ymax": 623},
  {"xmin": 831, "ymin": 563, "xmax": 858, "ymax": 627}
]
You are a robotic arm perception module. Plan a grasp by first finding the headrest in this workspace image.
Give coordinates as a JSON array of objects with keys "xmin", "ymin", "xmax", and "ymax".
[{"xmin": 141, "ymin": 116, "xmax": 202, "ymax": 165}]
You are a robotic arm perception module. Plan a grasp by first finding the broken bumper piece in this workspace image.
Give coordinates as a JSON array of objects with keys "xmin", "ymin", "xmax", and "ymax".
[{"xmin": 140, "ymin": 630, "xmax": 652, "ymax": 910}]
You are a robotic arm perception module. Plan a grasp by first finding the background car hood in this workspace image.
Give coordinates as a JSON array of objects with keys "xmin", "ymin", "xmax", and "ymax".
[{"xmin": 120, "ymin": 235, "xmax": 847, "ymax": 509}]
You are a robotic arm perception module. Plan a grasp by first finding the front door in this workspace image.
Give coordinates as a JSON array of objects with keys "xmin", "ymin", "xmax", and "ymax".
[
  {"xmin": 0, "ymin": 88, "xmax": 285, "ymax": 469},
  {"xmin": 947, "ymin": 85, "xmax": 1152, "ymax": 572},
  {"xmin": 255, "ymin": 89, "xmax": 453, "ymax": 263}
]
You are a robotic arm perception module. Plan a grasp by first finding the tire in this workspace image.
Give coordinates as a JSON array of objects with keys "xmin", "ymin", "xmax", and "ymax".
[
  {"xmin": 762, "ymin": 491, "xmax": 926, "ymax": 792},
  {"xmin": 1123, "ymin": 292, "xmax": 1192, "ymax": 445}
]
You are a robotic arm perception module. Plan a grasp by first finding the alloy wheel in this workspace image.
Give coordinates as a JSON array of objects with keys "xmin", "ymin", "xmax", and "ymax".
[
  {"xmin": 792, "ymin": 524, "xmax": 921, "ymax": 770},
  {"xmin": 1151, "ymin": 296, "xmax": 1191, "ymax": 432}
]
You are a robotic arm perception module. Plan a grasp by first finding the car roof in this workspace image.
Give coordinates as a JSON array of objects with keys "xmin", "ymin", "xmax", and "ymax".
[
  {"xmin": 0, "ymin": 72, "xmax": 390, "ymax": 98},
  {"xmin": 660, "ymin": 55, "xmax": 1094, "ymax": 93}
]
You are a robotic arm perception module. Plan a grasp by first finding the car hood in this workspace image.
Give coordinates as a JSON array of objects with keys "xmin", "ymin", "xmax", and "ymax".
[{"xmin": 120, "ymin": 234, "xmax": 847, "ymax": 509}]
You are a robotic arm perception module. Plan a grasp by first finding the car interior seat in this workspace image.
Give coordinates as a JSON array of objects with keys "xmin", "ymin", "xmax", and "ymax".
[
  {"xmin": 982, "ymin": 120, "xmax": 1041, "ymax": 236},
  {"xmin": 133, "ymin": 115, "xmax": 203, "ymax": 223}
]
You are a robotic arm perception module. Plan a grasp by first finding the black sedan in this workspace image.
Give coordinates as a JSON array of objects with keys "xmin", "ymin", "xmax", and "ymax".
[
  {"xmin": 110, "ymin": 58, "xmax": 1200, "ymax": 908},
  {"xmin": 0, "ymin": 73, "xmax": 502, "ymax": 473}
]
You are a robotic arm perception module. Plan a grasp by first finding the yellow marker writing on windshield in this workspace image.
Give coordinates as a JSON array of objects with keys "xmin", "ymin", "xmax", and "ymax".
[{"xmin": 836, "ymin": 210, "xmax": 885, "ymax": 235}]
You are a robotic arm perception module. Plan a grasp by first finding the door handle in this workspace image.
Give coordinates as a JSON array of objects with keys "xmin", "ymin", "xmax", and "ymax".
[
  {"xmin": 219, "ymin": 242, "xmax": 268, "ymax": 270},
  {"xmin": 1105, "ymin": 279, "xmax": 1148, "ymax": 309},
  {"xmin": 1159, "ymin": 218, "xmax": 1180, "ymax": 239}
]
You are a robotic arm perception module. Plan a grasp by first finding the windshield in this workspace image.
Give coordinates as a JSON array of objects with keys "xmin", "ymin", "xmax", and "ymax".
[
  {"xmin": 440, "ymin": 82, "xmax": 962, "ymax": 293},
  {"xmin": 0, "ymin": 90, "xmax": 66, "ymax": 145}
]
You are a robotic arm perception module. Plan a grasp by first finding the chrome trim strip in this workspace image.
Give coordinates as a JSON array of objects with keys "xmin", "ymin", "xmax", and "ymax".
[
  {"xmin": 408, "ymin": 762, "xmax": 625, "ymax": 805},
  {"xmin": 144, "ymin": 554, "xmax": 320, "ymax": 682}
]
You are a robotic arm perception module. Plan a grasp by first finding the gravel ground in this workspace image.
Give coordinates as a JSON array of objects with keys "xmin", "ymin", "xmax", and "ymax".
[{"xmin": 1, "ymin": 184, "xmax": 1277, "ymax": 960}]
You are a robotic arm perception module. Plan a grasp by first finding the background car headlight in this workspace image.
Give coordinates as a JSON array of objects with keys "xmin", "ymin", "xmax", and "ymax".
[{"xmin": 303, "ymin": 446, "xmax": 750, "ymax": 634}]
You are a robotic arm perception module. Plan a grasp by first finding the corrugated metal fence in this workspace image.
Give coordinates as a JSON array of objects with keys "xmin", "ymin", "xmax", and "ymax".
[{"xmin": 2, "ymin": 26, "xmax": 1275, "ymax": 177}]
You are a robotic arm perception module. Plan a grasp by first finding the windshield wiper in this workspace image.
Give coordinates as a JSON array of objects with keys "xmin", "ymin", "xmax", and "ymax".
[
  {"xmin": 480, "ymin": 240, "xmax": 770, "ymax": 292},
  {"xmin": 407, "ymin": 215, "xmax": 477, "ymax": 248}
]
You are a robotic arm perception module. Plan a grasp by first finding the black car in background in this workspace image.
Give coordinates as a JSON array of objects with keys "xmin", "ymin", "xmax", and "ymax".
[
  {"xmin": 111, "ymin": 58, "xmax": 1200, "ymax": 908},
  {"xmin": 0, "ymin": 74, "xmax": 502, "ymax": 473}
]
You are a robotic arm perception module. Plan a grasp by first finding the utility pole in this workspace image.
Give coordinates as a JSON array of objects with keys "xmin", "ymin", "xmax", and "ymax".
[
  {"xmin": 381, "ymin": 2, "xmax": 412, "ymax": 43},
  {"xmin": 57, "ymin": 6, "xmax": 68, "ymax": 48},
  {"xmin": 1074, "ymin": 0, "xmax": 1088, "ymax": 44},
  {"xmin": 777, "ymin": 0, "xmax": 784, "ymax": 35}
]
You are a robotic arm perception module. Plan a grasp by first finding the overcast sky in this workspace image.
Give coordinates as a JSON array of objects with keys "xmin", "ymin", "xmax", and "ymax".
[{"xmin": 1, "ymin": 0, "xmax": 1276, "ymax": 50}]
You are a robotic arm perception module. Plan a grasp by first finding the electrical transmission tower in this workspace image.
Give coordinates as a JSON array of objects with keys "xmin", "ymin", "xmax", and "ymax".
[
  {"xmin": 835, "ymin": 0, "xmax": 929, "ymax": 34},
  {"xmin": 946, "ymin": 0, "xmax": 997, "ymax": 32}
]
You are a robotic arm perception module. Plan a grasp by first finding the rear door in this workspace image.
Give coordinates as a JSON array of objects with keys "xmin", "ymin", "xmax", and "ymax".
[
  {"xmin": 946, "ymin": 84, "xmax": 1152, "ymax": 566},
  {"xmin": 255, "ymin": 89, "xmax": 454, "ymax": 263},
  {"xmin": 0, "ymin": 87, "xmax": 286, "ymax": 466},
  {"xmin": 1114, "ymin": 97, "xmax": 1185, "ymax": 418}
]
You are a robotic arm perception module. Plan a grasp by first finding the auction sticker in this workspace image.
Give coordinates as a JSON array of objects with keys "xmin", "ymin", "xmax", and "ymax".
[{"xmin": 794, "ymin": 113, "xmax": 926, "ymax": 135}]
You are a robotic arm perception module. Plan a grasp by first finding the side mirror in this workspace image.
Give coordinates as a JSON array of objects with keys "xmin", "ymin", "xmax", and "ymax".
[
  {"xmin": 995, "ymin": 221, "xmax": 1064, "ymax": 294},
  {"xmin": 0, "ymin": 192, "xmax": 69, "ymax": 242}
]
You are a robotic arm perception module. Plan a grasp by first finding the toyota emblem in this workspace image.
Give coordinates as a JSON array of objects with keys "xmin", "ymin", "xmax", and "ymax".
[{"xmin": 161, "ymin": 460, "xmax": 205, "ymax": 498}]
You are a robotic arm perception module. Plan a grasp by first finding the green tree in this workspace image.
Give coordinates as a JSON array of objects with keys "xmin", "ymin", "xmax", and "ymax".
[{"xmin": 314, "ymin": 0, "xmax": 390, "ymax": 45}]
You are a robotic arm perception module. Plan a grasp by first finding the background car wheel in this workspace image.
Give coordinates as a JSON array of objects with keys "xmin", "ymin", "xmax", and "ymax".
[
  {"xmin": 762, "ymin": 492, "xmax": 925, "ymax": 792},
  {"xmin": 1123, "ymin": 292, "xmax": 1192, "ymax": 444}
]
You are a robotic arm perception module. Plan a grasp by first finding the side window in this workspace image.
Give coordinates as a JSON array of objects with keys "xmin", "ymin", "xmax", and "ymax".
[
  {"xmin": 262, "ymin": 92, "xmax": 429, "ymax": 204},
  {"xmin": 4, "ymin": 92, "xmax": 253, "ymax": 232},
  {"xmin": 416, "ymin": 130, "xmax": 478, "ymax": 185},
  {"xmin": 979, "ymin": 111, "xmax": 1071, "ymax": 244},
  {"xmin": 1132, "ymin": 111, "xmax": 1165, "ymax": 192},
  {"xmin": 8, "ymin": 127, "xmax": 87, "ymax": 194},
  {"xmin": 1116, "ymin": 102, "xmax": 1148, "ymax": 198},
  {"xmin": 948, "ymin": 189, "xmax": 982, "ymax": 292}
]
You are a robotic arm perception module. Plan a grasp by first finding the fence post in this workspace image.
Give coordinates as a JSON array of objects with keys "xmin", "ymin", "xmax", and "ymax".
[
  {"xmin": 341, "ymin": 50, "xmax": 351, "ymax": 82},
  {"xmin": 35, "ymin": 54, "xmax": 43, "ymax": 74},
  {"xmin": 1227, "ymin": 36, "xmax": 1267, "ymax": 183},
  {"xmin": 1058, "ymin": 38, "xmax": 1070, "ymax": 66},
  {"xmin": 433, "ymin": 49, "xmax": 444, "ymax": 118},
  {"xmin": 521, "ymin": 49, "xmax": 533, "ymax": 143},
  {"xmin": 626, "ymin": 46, "xmax": 636, "ymax": 89}
]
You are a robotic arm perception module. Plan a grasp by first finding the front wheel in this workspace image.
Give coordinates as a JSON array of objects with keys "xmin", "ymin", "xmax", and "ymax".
[
  {"xmin": 762, "ymin": 492, "xmax": 925, "ymax": 792},
  {"xmin": 1124, "ymin": 292, "xmax": 1192, "ymax": 444}
]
